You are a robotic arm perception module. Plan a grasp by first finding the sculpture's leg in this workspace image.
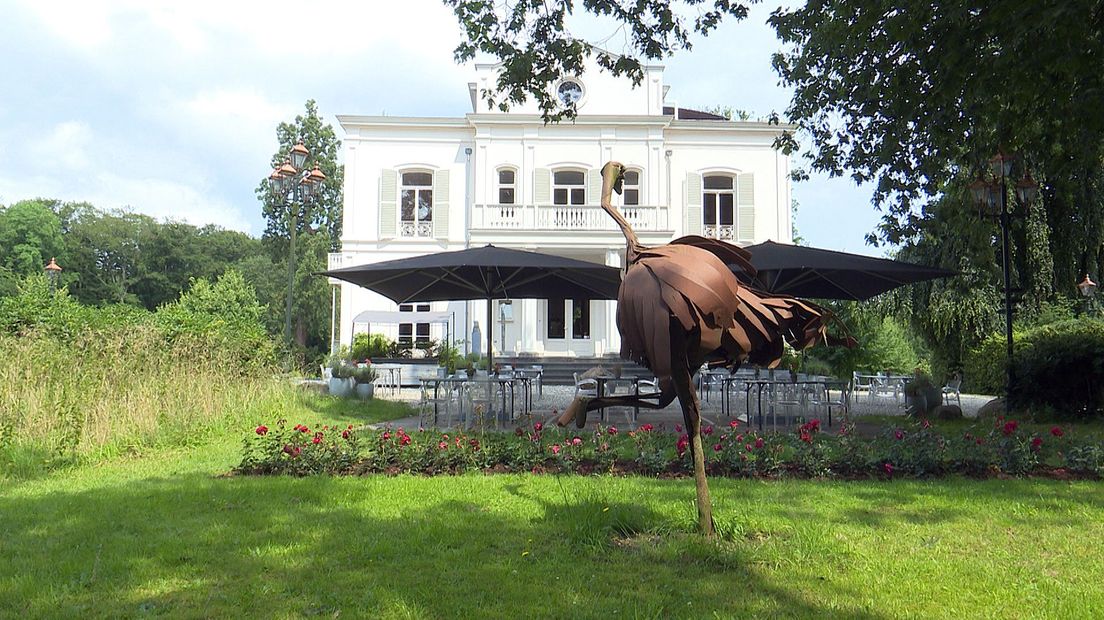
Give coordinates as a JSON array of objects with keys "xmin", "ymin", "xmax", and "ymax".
[{"xmin": 674, "ymin": 365, "xmax": 716, "ymax": 537}]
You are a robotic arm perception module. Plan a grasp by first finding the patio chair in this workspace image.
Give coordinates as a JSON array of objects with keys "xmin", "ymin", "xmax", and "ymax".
[
  {"xmin": 942, "ymin": 374, "xmax": 962, "ymax": 406},
  {"xmin": 419, "ymin": 379, "xmax": 459, "ymax": 429},
  {"xmin": 851, "ymin": 372, "xmax": 873, "ymax": 402},
  {"xmin": 870, "ymin": 373, "xmax": 900, "ymax": 401},
  {"xmin": 573, "ymin": 372, "xmax": 599, "ymax": 399},
  {"xmin": 697, "ymin": 369, "xmax": 725, "ymax": 404},
  {"xmin": 808, "ymin": 381, "xmax": 850, "ymax": 427}
]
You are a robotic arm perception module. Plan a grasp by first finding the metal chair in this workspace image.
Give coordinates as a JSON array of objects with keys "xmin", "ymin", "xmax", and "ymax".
[{"xmin": 942, "ymin": 374, "xmax": 962, "ymax": 406}]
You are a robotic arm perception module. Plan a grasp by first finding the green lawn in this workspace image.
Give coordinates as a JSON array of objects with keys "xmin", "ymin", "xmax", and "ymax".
[{"xmin": 3, "ymin": 401, "xmax": 1103, "ymax": 618}]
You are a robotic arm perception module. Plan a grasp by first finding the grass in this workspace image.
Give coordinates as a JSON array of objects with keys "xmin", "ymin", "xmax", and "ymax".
[{"xmin": 3, "ymin": 398, "xmax": 1103, "ymax": 618}]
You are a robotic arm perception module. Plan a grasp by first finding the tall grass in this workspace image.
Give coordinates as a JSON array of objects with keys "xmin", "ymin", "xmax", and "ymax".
[{"xmin": 0, "ymin": 328, "xmax": 297, "ymax": 475}]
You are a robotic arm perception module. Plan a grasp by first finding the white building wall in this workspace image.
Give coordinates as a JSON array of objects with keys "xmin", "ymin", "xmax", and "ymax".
[{"xmin": 333, "ymin": 61, "xmax": 794, "ymax": 358}]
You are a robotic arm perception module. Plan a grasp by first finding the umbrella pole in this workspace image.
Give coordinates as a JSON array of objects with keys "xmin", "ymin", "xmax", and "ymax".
[{"xmin": 486, "ymin": 296, "xmax": 494, "ymax": 373}]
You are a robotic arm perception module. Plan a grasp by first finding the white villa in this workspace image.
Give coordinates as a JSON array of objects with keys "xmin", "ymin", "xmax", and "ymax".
[{"xmin": 330, "ymin": 59, "xmax": 795, "ymax": 359}]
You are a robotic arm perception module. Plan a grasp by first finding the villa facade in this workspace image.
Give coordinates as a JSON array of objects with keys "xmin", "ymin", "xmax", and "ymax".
[{"xmin": 330, "ymin": 60, "xmax": 795, "ymax": 358}]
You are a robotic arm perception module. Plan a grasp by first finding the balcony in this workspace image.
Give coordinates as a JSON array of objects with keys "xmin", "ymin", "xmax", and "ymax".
[{"xmin": 472, "ymin": 203, "xmax": 669, "ymax": 232}]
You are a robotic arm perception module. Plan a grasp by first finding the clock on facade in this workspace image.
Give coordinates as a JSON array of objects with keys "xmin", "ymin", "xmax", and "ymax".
[{"xmin": 557, "ymin": 79, "xmax": 583, "ymax": 106}]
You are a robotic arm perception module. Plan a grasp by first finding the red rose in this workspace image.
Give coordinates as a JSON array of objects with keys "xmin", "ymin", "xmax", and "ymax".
[
  {"xmin": 400, "ymin": 434, "xmax": 412, "ymax": 446},
  {"xmin": 702, "ymin": 425, "xmax": 714, "ymax": 436},
  {"xmin": 754, "ymin": 437, "xmax": 764, "ymax": 449},
  {"xmin": 1031, "ymin": 436, "xmax": 1043, "ymax": 451},
  {"xmin": 607, "ymin": 426, "xmax": 618, "ymax": 435},
  {"xmin": 729, "ymin": 420, "xmax": 740, "ymax": 429},
  {"xmin": 895, "ymin": 430, "xmax": 904, "ymax": 440},
  {"xmin": 641, "ymin": 423, "xmax": 654, "ymax": 432},
  {"xmin": 572, "ymin": 437, "xmax": 582, "ymax": 446},
  {"xmin": 342, "ymin": 430, "xmax": 350, "ymax": 439},
  {"xmin": 1050, "ymin": 426, "xmax": 1064, "ymax": 437},
  {"xmin": 745, "ymin": 443, "xmax": 753, "ymax": 452},
  {"xmin": 1002, "ymin": 421, "xmax": 1018, "ymax": 436},
  {"xmin": 676, "ymin": 437, "xmax": 689, "ymax": 456},
  {"xmin": 381, "ymin": 431, "xmax": 391, "ymax": 440},
  {"xmin": 883, "ymin": 462, "xmax": 894, "ymax": 476},
  {"xmin": 799, "ymin": 430, "xmax": 812, "ymax": 443},
  {"xmin": 255, "ymin": 425, "xmax": 268, "ymax": 435},
  {"xmin": 713, "ymin": 443, "xmax": 722, "ymax": 452},
  {"xmin": 438, "ymin": 441, "xmax": 448, "ymax": 450},
  {"xmin": 551, "ymin": 444, "xmax": 561, "ymax": 455},
  {"xmin": 312, "ymin": 435, "xmax": 322, "ymax": 444},
  {"xmin": 534, "ymin": 422, "xmax": 543, "ymax": 432}
]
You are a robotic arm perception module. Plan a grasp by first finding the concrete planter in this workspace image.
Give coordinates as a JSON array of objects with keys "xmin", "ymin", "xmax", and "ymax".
[
  {"xmin": 355, "ymin": 382, "xmax": 375, "ymax": 400},
  {"xmin": 328, "ymin": 377, "xmax": 353, "ymax": 398}
]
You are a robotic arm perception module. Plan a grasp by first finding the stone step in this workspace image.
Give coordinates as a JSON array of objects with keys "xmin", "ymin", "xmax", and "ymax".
[{"xmin": 502, "ymin": 356, "xmax": 653, "ymax": 386}]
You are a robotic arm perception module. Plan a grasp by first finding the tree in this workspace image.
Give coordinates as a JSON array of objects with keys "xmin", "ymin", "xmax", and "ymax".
[
  {"xmin": 447, "ymin": 0, "xmax": 754, "ymax": 119},
  {"xmin": 256, "ymin": 100, "xmax": 343, "ymax": 353},
  {"xmin": 0, "ymin": 200, "xmax": 67, "ymax": 293}
]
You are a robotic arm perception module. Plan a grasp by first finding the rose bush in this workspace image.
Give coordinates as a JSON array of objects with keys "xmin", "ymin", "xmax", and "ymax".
[{"xmin": 238, "ymin": 418, "xmax": 1102, "ymax": 479}]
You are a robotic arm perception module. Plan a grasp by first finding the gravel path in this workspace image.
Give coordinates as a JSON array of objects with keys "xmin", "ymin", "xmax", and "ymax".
[{"xmin": 369, "ymin": 384, "xmax": 995, "ymax": 431}]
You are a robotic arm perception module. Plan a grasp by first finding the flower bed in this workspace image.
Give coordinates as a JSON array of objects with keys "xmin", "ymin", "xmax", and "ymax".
[{"xmin": 237, "ymin": 418, "xmax": 1104, "ymax": 480}]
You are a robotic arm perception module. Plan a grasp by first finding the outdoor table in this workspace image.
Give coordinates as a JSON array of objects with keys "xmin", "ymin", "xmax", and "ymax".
[
  {"xmin": 592, "ymin": 376, "xmax": 644, "ymax": 424},
  {"xmin": 464, "ymin": 375, "xmax": 518, "ymax": 427},
  {"xmin": 736, "ymin": 378, "xmax": 849, "ymax": 431},
  {"xmin": 513, "ymin": 368, "xmax": 541, "ymax": 405},
  {"xmin": 419, "ymin": 376, "xmax": 466, "ymax": 426},
  {"xmin": 374, "ymin": 364, "xmax": 403, "ymax": 396}
]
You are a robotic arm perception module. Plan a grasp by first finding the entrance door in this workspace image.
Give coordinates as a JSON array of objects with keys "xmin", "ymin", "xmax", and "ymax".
[{"xmin": 543, "ymin": 298, "xmax": 593, "ymax": 356}]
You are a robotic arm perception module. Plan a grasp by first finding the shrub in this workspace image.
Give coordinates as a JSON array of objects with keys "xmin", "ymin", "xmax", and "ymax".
[
  {"xmin": 353, "ymin": 365, "xmax": 377, "ymax": 384},
  {"xmin": 969, "ymin": 319, "xmax": 1104, "ymax": 417},
  {"xmin": 155, "ymin": 270, "xmax": 274, "ymax": 373},
  {"xmin": 1010, "ymin": 319, "xmax": 1104, "ymax": 418},
  {"xmin": 350, "ymin": 333, "xmax": 393, "ymax": 361}
]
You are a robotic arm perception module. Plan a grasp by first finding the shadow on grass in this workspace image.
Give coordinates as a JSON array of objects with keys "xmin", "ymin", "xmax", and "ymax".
[{"xmin": 0, "ymin": 473, "xmax": 888, "ymax": 619}]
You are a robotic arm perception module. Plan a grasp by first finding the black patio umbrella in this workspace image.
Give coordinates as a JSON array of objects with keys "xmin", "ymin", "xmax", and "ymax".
[
  {"xmin": 321, "ymin": 244, "xmax": 622, "ymax": 370},
  {"xmin": 731, "ymin": 240, "xmax": 956, "ymax": 301}
]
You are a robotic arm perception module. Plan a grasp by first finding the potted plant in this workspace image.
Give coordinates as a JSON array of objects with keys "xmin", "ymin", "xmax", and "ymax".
[
  {"xmin": 329, "ymin": 362, "xmax": 356, "ymax": 398},
  {"xmin": 353, "ymin": 364, "xmax": 377, "ymax": 400},
  {"xmin": 902, "ymin": 369, "xmax": 941, "ymax": 416}
]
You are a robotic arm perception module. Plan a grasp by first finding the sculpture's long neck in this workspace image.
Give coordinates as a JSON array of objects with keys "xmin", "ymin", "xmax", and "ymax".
[{"xmin": 600, "ymin": 163, "xmax": 644, "ymax": 264}]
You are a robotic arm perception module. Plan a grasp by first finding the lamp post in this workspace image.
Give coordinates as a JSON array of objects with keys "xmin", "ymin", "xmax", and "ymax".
[
  {"xmin": 44, "ymin": 257, "xmax": 62, "ymax": 293},
  {"xmin": 268, "ymin": 142, "xmax": 327, "ymax": 346},
  {"xmin": 968, "ymin": 151, "xmax": 1039, "ymax": 402},
  {"xmin": 1079, "ymin": 274, "xmax": 1098, "ymax": 314}
]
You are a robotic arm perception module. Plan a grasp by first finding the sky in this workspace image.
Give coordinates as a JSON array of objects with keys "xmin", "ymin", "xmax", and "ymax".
[{"xmin": 0, "ymin": 0, "xmax": 885, "ymax": 256}]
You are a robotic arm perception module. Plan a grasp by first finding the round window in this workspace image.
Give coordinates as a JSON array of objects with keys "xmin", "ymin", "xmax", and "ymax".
[{"xmin": 557, "ymin": 79, "xmax": 583, "ymax": 106}]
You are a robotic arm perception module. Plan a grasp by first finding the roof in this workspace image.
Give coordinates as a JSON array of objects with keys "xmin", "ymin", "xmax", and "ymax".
[{"xmin": 662, "ymin": 106, "xmax": 728, "ymax": 121}]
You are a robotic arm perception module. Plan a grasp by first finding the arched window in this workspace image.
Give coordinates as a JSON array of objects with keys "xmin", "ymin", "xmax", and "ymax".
[
  {"xmin": 702, "ymin": 174, "xmax": 734, "ymax": 240},
  {"xmin": 621, "ymin": 169, "xmax": 641, "ymax": 206},
  {"xmin": 400, "ymin": 171, "xmax": 433, "ymax": 237},
  {"xmin": 497, "ymin": 167, "xmax": 516, "ymax": 204},
  {"xmin": 553, "ymin": 170, "xmax": 586, "ymax": 206}
]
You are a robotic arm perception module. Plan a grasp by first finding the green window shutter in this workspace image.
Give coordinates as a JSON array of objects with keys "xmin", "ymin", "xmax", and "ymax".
[
  {"xmin": 433, "ymin": 169, "xmax": 450, "ymax": 239},
  {"xmin": 588, "ymin": 168, "xmax": 602, "ymax": 204},
  {"xmin": 534, "ymin": 168, "xmax": 550, "ymax": 204},
  {"xmin": 379, "ymin": 169, "xmax": 397, "ymax": 238},
  {"xmin": 685, "ymin": 172, "xmax": 702, "ymax": 235},
  {"xmin": 737, "ymin": 173, "xmax": 755, "ymax": 242}
]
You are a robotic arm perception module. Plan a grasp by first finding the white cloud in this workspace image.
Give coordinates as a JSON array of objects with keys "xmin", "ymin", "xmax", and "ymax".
[{"xmin": 31, "ymin": 121, "xmax": 94, "ymax": 171}]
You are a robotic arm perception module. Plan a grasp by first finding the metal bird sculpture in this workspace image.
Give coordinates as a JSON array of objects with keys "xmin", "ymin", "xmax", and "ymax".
[{"xmin": 557, "ymin": 161, "xmax": 846, "ymax": 535}]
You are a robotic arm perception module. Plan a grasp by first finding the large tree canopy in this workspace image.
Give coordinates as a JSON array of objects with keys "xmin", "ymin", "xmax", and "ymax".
[{"xmin": 447, "ymin": 0, "xmax": 753, "ymax": 118}]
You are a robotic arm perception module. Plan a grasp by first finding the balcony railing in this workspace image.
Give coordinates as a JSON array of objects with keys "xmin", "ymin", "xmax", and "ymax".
[
  {"xmin": 473, "ymin": 203, "xmax": 669, "ymax": 231},
  {"xmin": 702, "ymin": 224, "xmax": 735, "ymax": 240}
]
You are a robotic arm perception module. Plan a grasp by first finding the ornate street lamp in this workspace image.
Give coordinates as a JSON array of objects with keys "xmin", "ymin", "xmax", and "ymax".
[
  {"xmin": 1078, "ymin": 273, "xmax": 1098, "ymax": 299},
  {"xmin": 44, "ymin": 257, "xmax": 62, "ymax": 293},
  {"xmin": 267, "ymin": 142, "xmax": 327, "ymax": 346},
  {"xmin": 968, "ymin": 151, "xmax": 1038, "ymax": 402}
]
